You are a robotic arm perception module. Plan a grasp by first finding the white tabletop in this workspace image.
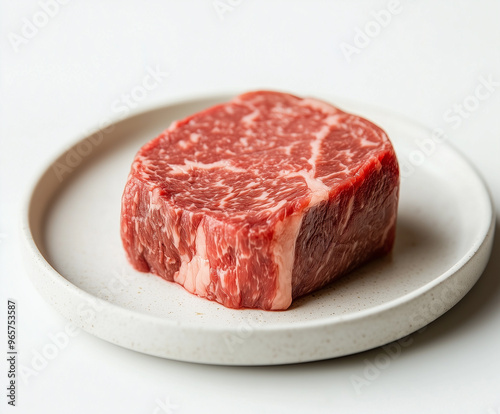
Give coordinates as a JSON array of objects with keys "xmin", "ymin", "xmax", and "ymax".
[{"xmin": 1, "ymin": 1, "xmax": 499, "ymax": 413}]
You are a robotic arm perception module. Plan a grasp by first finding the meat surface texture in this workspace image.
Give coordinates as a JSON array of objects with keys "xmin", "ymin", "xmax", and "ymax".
[{"xmin": 120, "ymin": 91, "xmax": 399, "ymax": 310}]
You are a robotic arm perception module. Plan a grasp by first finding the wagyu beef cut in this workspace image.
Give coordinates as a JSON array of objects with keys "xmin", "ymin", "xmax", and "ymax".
[{"xmin": 120, "ymin": 91, "xmax": 399, "ymax": 310}]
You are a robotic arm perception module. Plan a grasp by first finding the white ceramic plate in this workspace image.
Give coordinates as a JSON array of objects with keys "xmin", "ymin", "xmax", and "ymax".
[{"xmin": 21, "ymin": 94, "xmax": 494, "ymax": 365}]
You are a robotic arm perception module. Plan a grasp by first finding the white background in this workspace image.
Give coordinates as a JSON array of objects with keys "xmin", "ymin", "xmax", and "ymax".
[{"xmin": 1, "ymin": 0, "xmax": 499, "ymax": 413}]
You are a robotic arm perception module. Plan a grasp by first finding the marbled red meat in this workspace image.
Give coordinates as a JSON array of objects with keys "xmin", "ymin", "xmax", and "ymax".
[{"xmin": 120, "ymin": 91, "xmax": 399, "ymax": 310}]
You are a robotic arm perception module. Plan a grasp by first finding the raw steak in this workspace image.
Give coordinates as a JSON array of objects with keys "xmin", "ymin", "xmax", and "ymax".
[{"xmin": 121, "ymin": 91, "xmax": 399, "ymax": 310}]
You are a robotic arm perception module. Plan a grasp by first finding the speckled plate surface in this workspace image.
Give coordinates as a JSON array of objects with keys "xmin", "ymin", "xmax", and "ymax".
[{"xmin": 21, "ymin": 94, "xmax": 494, "ymax": 365}]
